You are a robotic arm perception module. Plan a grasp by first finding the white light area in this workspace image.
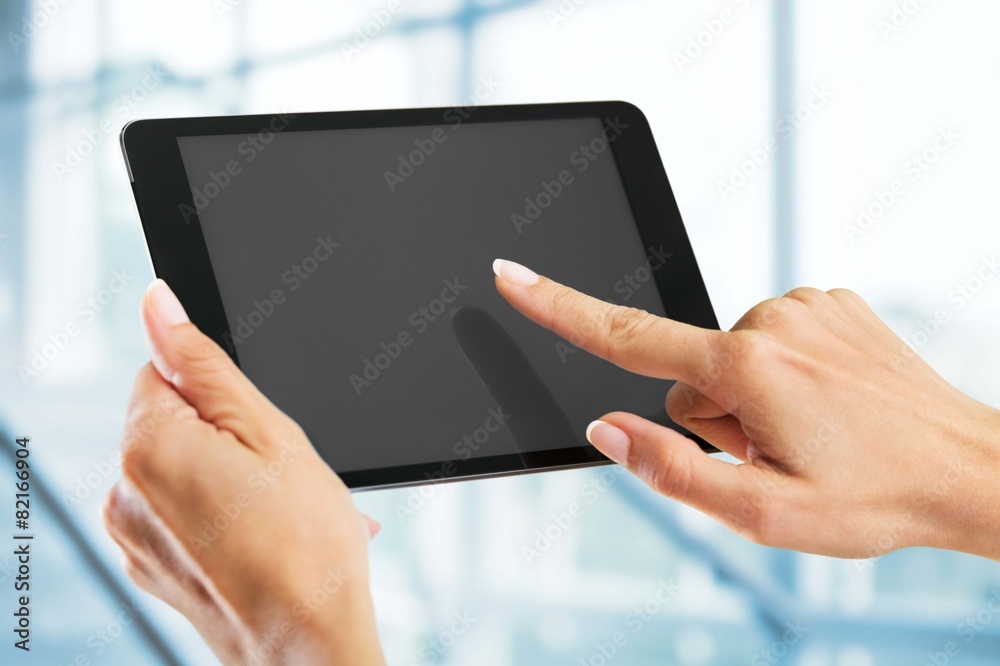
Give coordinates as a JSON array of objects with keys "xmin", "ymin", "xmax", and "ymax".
[
  {"xmin": 410, "ymin": 482, "xmax": 470, "ymax": 608},
  {"xmin": 368, "ymin": 547, "xmax": 434, "ymax": 665},
  {"xmin": 835, "ymin": 557, "xmax": 874, "ymax": 616},
  {"xmin": 244, "ymin": 1, "xmax": 365, "ymax": 60},
  {"xmin": 480, "ymin": 476, "xmax": 538, "ymax": 588},
  {"xmin": 676, "ymin": 499, "xmax": 719, "ymax": 537},
  {"xmin": 244, "ymin": 0, "xmax": 456, "ymax": 60},
  {"xmin": 404, "ymin": 28, "xmax": 466, "ymax": 108},
  {"xmin": 242, "ymin": 36, "xmax": 415, "ymax": 112},
  {"xmin": 794, "ymin": 0, "xmax": 1000, "ymax": 395},
  {"xmin": 22, "ymin": 97, "xmax": 102, "ymax": 386},
  {"xmin": 398, "ymin": 0, "xmax": 465, "ymax": 20},
  {"xmin": 500, "ymin": 472, "xmax": 588, "ymax": 588},
  {"xmin": 929, "ymin": 309, "xmax": 1000, "ymax": 403},
  {"xmin": 798, "ymin": 553, "xmax": 834, "ymax": 611},
  {"xmin": 100, "ymin": 0, "xmax": 238, "ymax": 77},
  {"xmin": 474, "ymin": 0, "xmax": 775, "ymax": 328},
  {"xmin": 25, "ymin": 0, "xmax": 99, "ymax": 83},
  {"xmin": 449, "ymin": 613, "xmax": 513, "ymax": 666}
]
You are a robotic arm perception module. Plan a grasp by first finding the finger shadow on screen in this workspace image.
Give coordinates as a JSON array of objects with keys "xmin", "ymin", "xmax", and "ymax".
[
  {"xmin": 452, "ymin": 306, "xmax": 707, "ymax": 465},
  {"xmin": 451, "ymin": 306, "xmax": 586, "ymax": 467}
]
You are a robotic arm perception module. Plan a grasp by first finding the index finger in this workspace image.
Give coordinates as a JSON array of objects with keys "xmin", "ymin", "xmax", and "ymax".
[{"xmin": 492, "ymin": 259, "xmax": 721, "ymax": 385}]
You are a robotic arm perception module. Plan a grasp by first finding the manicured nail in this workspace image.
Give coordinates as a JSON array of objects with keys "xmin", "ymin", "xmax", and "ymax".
[
  {"xmin": 146, "ymin": 279, "xmax": 189, "ymax": 326},
  {"xmin": 586, "ymin": 420, "xmax": 630, "ymax": 466},
  {"xmin": 492, "ymin": 259, "xmax": 539, "ymax": 287}
]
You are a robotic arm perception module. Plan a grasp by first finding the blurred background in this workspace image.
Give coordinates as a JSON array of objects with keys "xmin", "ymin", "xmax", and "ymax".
[{"xmin": 2, "ymin": 0, "xmax": 1000, "ymax": 664}]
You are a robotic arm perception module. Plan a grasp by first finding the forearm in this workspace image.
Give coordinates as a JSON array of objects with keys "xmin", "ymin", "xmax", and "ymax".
[
  {"xmin": 922, "ymin": 399, "xmax": 1000, "ymax": 561},
  {"xmin": 289, "ymin": 604, "xmax": 385, "ymax": 666},
  {"xmin": 242, "ymin": 586, "xmax": 385, "ymax": 666}
]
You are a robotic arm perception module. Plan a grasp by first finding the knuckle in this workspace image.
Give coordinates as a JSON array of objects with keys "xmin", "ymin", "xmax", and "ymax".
[
  {"xmin": 121, "ymin": 438, "xmax": 154, "ymax": 484},
  {"xmin": 125, "ymin": 365, "xmax": 164, "ymax": 422},
  {"xmin": 176, "ymin": 338, "xmax": 227, "ymax": 376},
  {"xmin": 728, "ymin": 330, "xmax": 774, "ymax": 378},
  {"xmin": 664, "ymin": 388, "xmax": 684, "ymax": 423},
  {"xmin": 640, "ymin": 448, "xmax": 692, "ymax": 500},
  {"xmin": 665, "ymin": 385, "xmax": 697, "ymax": 427},
  {"xmin": 783, "ymin": 286, "xmax": 827, "ymax": 303},
  {"xmin": 135, "ymin": 362, "xmax": 160, "ymax": 387},
  {"xmin": 604, "ymin": 305, "xmax": 656, "ymax": 350},
  {"xmin": 736, "ymin": 299, "xmax": 776, "ymax": 330},
  {"xmin": 736, "ymin": 400, "xmax": 772, "ymax": 439},
  {"xmin": 753, "ymin": 298, "xmax": 797, "ymax": 329},
  {"xmin": 826, "ymin": 287, "xmax": 854, "ymax": 299},
  {"xmin": 545, "ymin": 287, "xmax": 579, "ymax": 323},
  {"xmin": 827, "ymin": 288, "xmax": 864, "ymax": 307},
  {"xmin": 543, "ymin": 287, "xmax": 591, "ymax": 346}
]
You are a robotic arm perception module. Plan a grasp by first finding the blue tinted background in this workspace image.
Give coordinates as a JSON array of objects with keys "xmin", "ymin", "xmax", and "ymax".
[{"xmin": 2, "ymin": 1, "xmax": 1000, "ymax": 664}]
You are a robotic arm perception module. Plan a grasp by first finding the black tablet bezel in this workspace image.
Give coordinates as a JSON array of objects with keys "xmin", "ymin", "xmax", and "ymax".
[{"xmin": 121, "ymin": 101, "xmax": 720, "ymax": 490}]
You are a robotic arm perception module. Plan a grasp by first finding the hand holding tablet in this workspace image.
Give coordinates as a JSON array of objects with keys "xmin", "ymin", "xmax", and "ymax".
[
  {"xmin": 494, "ymin": 260, "xmax": 1000, "ymax": 562},
  {"xmin": 105, "ymin": 281, "xmax": 385, "ymax": 666}
]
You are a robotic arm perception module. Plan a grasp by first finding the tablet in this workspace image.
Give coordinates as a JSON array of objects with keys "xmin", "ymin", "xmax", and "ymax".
[{"xmin": 121, "ymin": 101, "xmax": 719, "ymax": 490}]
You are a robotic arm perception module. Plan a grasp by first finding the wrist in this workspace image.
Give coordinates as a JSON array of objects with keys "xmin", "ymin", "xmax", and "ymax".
[
  {"xmin": 920, "ymin": 399, "xmax": 1000, "ymax": 561},
  {"xmin": 244, "ymin": 570, "xmax": 384, "ymax": 666},
  {"xmin": 295, "ymin": 584, "xmax": 384, "ymax": 666}
]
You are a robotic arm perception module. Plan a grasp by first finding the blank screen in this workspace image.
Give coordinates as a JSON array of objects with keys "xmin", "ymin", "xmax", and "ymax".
[{"xmin": 176, "ymin": 118, "xmax": 673, "ymax": 475}]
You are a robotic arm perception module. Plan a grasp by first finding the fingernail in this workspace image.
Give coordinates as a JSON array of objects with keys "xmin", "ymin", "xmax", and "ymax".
[
  {"xmin": 493, "ymin": 259, "xmax": 539, "ymax": 287},
  {"xmin": 146, "ymin": 279, "xmax": 189, "ymax": 326},
  {"xmin": 586, "ymin": 420, "xmax": 630, "ymax": 466}
]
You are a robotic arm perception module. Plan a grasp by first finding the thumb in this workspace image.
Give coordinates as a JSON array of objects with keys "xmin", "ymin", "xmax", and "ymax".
[
  {"xmin": 586, "ymin": 412, "xmax": 758, "ymax": 523},
  {"xmin": 141, "ymin": 279, "xmax": 278, "ymax": 449}
]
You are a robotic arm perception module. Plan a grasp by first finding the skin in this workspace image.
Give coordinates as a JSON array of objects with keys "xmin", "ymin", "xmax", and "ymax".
[
  {"xmin": 105, "ymin": 267, "xmax": 1000, "ymax": 663},
  {"xmin": 103, "ymin": 280, "xmax": 385, "ymax": 665},
  {"xmin": 492, "ymin": 259, "xmax": 1000, "ymax": 561}
]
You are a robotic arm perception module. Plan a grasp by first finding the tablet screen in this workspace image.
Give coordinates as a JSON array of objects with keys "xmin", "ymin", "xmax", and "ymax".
[{"xmin": 175, "ymin": 117, "xmax": 674, "ymax": 477}]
